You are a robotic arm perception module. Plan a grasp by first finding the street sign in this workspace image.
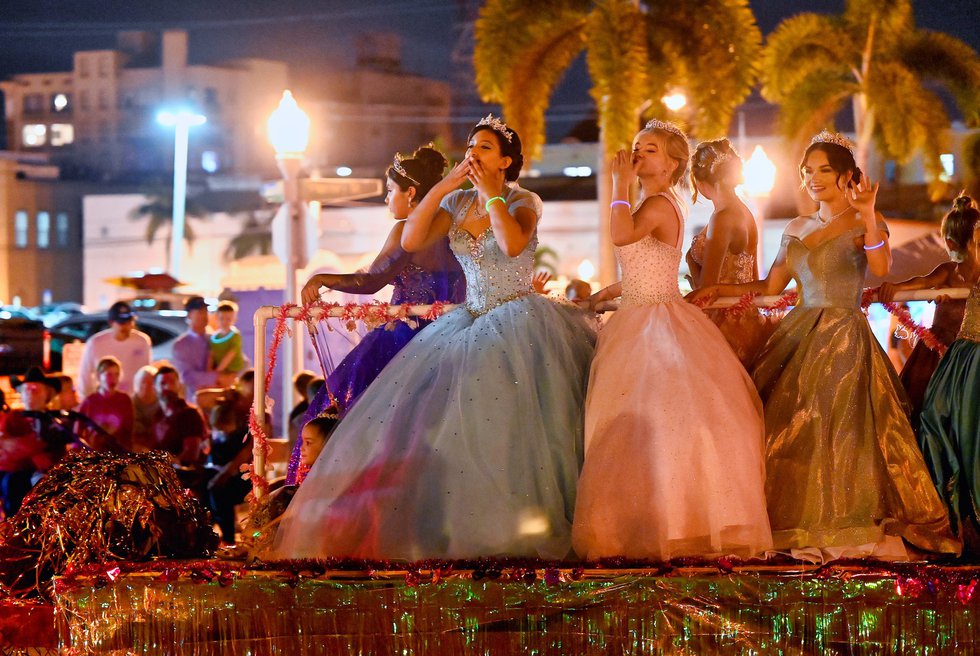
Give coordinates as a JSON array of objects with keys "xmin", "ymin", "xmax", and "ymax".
[{"xmin": 271, "ymin": 202, "xmax": 318, "ymax": 270}]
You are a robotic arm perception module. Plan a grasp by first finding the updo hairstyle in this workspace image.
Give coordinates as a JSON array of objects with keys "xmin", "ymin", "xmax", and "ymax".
[
  {"xmin": 691, "ymin": 139, "xmax": 743, "ymax": 202},
  {"xmin": 942, "ymin": 195, "xmax": 980, "ymax": 262},
  {"xmin": 386, "ymin": 145, "xmax": 448, "ymax": 199}
]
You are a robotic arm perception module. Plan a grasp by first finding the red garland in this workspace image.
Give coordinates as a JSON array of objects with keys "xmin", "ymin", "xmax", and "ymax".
[
  {"xmin": 724, "ymin": 292, "xmax": 759, "ymax": 318},
  {"xmin": 880, "ymin": 301, "xmax": 947, "ymax": 356}
]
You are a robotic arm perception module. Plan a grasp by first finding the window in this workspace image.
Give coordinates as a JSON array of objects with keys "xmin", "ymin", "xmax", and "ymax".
[
  {"xmin": 23, "ymin": 94, "xmax": 44, "ymax": 114},
  {"xmin": 98, "ymin": 89, "xmax": 109, "ymax": 110},
  {"xmin": 50, "ymin": 124, "xmax": 74, "ymax": 146},
  {"xmin": 201, "ymin": 151, "xmax": 219, "ymax": 173},
  {"xmin": 204, "ymin": 87, "xmax": 218, "ymax": 107},
  {"xmin": 51, "ymin": 93, "xmax": 71, "ymax": 112},
  {"xmin": 22, "ymin": 124, "xmax": 46, "ymax": 147},
  {"xmin": 78, "ymin": 58, "xmax": 90, "ymax": 78},
  {"xmin": 56, "ymin": 213, "xmax": 70, "ymax": 247},
  {"xmin": 14, "ymin": 211, "xmax": 29, "ymax": 248},
  {"xmin": 98, "ymin": 57, "xmax": 110, "ymax": 78},
  {"xmin": 940, "ymin": 154, "xmax": 955, "ymax": 181},
  {"xmin": 36, "ymin": 212, "xmax": 50, "ymax": 249},
  {"xmin": 79, "ymin": 90, "xmax": 90, "ymax": 110}
]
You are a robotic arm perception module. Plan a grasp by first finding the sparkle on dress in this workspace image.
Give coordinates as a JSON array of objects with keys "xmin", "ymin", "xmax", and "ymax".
[
  {"xmin": 617, "ymin": 191, "xmax": 687, "ymax": 307},
  {"xmin": 958, "ymin": 282, "xmax": 980, "ymax": 343},
  {"xmin": 447, "ymin": 186, "xmax": 538, "ymax": 316},
  {"xmin": 688, "ymin": 228, "xmax": 756, "ymax": 284}
]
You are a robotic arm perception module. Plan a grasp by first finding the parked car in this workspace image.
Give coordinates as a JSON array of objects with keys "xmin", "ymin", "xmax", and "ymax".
[
  {"xmin": 0, "ymin": 318, "xmax": 79, "ymax": 374},
  {"xmin": 51, "ymin": 311, "xmax": 187, "ymax": 363}
]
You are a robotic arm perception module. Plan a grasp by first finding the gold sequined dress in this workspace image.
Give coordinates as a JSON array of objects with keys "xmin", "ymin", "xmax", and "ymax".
[
  {"xmin": 752, "ymin": 224, "xmax": 960, "ymax": 557},
  {"xmin": 687, "ymin": 228, "xmax": 777, "ymax": 367}
]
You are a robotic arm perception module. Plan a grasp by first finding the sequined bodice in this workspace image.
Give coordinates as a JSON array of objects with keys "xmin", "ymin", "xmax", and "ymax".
[
  {"xmin": 390, "ymin": 252, "xmax": 465, "ymax": 306},
  {"xmin": 447, "ymin": 188, "xmax": 537, "ymax": 315},
  {"xmin": 958, "ymin": 283, "xmax": 980, "ymax": 342},
  {"xmin": 618, "ymin": 192, "xmax": 685, "ymax": 307},
  {"xmin": 688, "ymin": 228, "xmax": 755, "ymax": 284},
  {"xmin": 785, "ymin": 227, "xmax": 871, "ymax": 308}
]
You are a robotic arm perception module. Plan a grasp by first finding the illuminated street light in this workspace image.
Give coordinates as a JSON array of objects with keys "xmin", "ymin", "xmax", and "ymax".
[
  {"xmin": 743, "ymin": 145, "xmax": 776, "ymax": 196},
  {"xmin": 157, "ymin": 108, "xmax": 206, "ymax": 280},
  {"xmin": 742, "ymin": 145, "xmax": 776, "ymax": 267},
  {"xmin": 661, "ymin": 92, "xmax": 687, "ymax": 112},
  {"xmin": 267, "ymin": 90, "xmax": 311, "ymax": 443},
  {"xmin": 577, "ymin": 259, "xmax": 596, "ymax": 282}
]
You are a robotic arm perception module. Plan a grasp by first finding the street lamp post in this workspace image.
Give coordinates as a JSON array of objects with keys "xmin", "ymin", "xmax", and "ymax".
[
  {"xmin": 267, "ymin": 90, "xmax": 311, "ymax": 439},
  {"xmin": 157, "ymin": 109, "xmax": 206, "ymax": 280}
]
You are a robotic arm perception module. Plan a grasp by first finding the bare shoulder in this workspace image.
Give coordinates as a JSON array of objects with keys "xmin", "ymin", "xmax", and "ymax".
[
  {"xmin": 634, "ymin": 193, "xmax": 675, "ymax": 220},
  {"xmin": 784, "ymin": 215, "xmax": 813, "ymax": 238}
]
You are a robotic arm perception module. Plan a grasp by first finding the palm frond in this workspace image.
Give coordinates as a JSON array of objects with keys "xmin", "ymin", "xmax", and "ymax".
[
  {"xmin": 842, "ymin": 0, "xmax": 913, "ymax": 56},
  {"xmin": 645, "ymin": 0, "xmax": 762, "ymax": 138},
  {"xmin": 867, "ymin": 61, "xmax": 949, "ymax": 175},
  {"xmin": 586, "ymin": 0, "xmax": 649, "ymax": 155},
  {"xmin": 475, "ymin": 0, "xmax": 589, "ymax": 158},
  {"xmin": 899, "ymin": 31, "xmax": 980, "ymax": 127},
  {"xmin": 760, "ymin": 13, "xmax": 852, "ymax": 104},
  {"xmin": 774, "ymin": 70, "xmax": 857, "ymax": 142}
]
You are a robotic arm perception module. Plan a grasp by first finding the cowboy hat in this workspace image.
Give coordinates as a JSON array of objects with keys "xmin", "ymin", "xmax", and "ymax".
[{"xmin": 10, "ymin": 366, "xmax": 61, "ymax": 391}]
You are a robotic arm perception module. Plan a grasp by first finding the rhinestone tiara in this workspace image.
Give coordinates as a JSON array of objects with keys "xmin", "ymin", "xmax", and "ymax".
[
  {"xmin": 392, "ymin": 153, "xmax": 420, "ymax": 186},
  {"xmin": 644, "ymin": 118, "xmax": 686, "ymax": 140},
  {"xmin": 810, "ymin": 130, "xmax": 855, "ymax": 155},
  {"xmin": 475, "ymin": 114, "xmax": 513, "ymax": 143}
]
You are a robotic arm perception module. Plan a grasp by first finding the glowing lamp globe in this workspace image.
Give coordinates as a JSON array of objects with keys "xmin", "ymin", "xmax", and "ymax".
[
  {"xmin": 743, "ymin": 146, "xmax": 776, "ymax": 196},
  {"xmin": 661, "ymin": 92, "xmax": 687, "ymax": 112},
  {"xmin": 268, "ymin": 90, "xmax": 310, "ymax": 158}
]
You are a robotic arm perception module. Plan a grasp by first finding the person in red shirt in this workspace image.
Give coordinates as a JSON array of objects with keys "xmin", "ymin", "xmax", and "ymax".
[{"xmin": 79, "ymin": 357, "xmax": 133, "ymax": 452}]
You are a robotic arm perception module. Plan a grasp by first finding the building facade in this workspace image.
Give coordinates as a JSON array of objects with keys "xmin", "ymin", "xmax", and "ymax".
[{"xmin": 0, "ymin": 30, "xmax": 288, "ymax": 180}]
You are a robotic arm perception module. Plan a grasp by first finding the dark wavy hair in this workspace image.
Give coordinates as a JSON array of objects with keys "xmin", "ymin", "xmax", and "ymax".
[
  {"xmin": 800, "ymin": 141, "xmax": 863, "ymax": 189},
  {"xmin": 386, "ymin": 145, "xmax": 448, "ymax": 199},
  {"xmin": 942, "ymin": 194, "xmax": 980, "ymax": 262},
  {"xmin": 691, "ymin": 138, "xmax": 742, "ymax": 203},
  {"xmin": 467, "ymin": 124, "xmax": 524, "ymax": 182}
]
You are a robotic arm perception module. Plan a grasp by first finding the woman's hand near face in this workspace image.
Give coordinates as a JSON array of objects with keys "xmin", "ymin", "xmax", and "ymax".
[
  {"xmin": 847, "ymin": 176, "xmax": 879, "ymax": 220},
  {"xmin": 610, "ymin": 150, "xmax": 638, "ymax": 189},
  {"xmin": 468, "ymin": 158, "xmax": 505, "ymax": 204},
  {"xmin": 433, "ymin": 159, "xmax": 470, "ymax": 196}
]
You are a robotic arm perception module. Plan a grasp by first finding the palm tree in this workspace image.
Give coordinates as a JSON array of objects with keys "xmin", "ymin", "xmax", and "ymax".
[
  {"xmin": 224, "ymin": 211, "xmax": 274, "ymax": 261},
  {"xmin": 475, "ymin": 0, "xmax": 762, "ymax": 283},
  {"xmin": 534, "ymin": 244, "xmax": 560, "ymax": 276},
  {"xmin": 761, "ymin": 0, "xmax": 980, "ymax": 180},
  {"xmin": 129, "ymin": 191, "xmax": 207, "ymax": 252}
]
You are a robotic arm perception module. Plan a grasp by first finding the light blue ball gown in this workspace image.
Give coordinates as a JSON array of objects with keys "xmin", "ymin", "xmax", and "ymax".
[{"xmin": 271, "ymin": 184, "xmax": 596, "ymax": 560}]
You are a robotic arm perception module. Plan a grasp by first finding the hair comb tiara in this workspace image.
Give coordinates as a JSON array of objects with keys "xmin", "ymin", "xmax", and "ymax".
[
  {"xmin": 476, "ymin": 114, "xmax": 513, "ymax": 143},
  {"xmin": 644, "ymin": 118, "xmax": 685, "ymax": 140},
  {"xmin": 811, "ymin": 130, "xmax": 855, "ymax": 155},
  {"xmin": 392, "ymin": 153, "xmax": 420, "ymax": 185}
]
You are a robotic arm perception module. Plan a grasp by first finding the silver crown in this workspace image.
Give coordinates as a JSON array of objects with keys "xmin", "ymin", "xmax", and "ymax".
[
  {"xmin": 810, "ymin": 130, "xmax": 855, "ymax": 155},
  {"xmin": 644, "ymin": 118, "xmax": 686, "ymax": 140},
  {"xmin": 392, "ymin": 154, "xmax": 420, "ymax": 185},
  {"xmin": 476, "ymin": 114, "xmax": 513, "ymax": 142}
]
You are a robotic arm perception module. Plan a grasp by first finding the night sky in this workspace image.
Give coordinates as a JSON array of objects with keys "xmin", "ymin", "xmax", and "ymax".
[{"xmin": 1, "ymin": 0, "xmax": 978, "ymax": 123}]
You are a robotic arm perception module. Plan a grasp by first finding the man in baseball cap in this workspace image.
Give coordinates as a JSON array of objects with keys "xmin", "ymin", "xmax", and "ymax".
[
  {"xmin": 172, "ymin": 296, "xmax": 236, "ymax": 400},
  {"xmin": 77, "ymin": 300, "xmax": 152, "ymax": 396}
]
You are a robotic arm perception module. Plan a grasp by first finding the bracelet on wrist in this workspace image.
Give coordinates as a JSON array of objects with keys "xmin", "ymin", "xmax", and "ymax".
[
  {"xmin": 610, "ymin": 200, "xmax": 631, "ymax": 210},
  {"xmin": 485, "ymin": 196, "xmax": 506, "ymax": 212},
  {"xmin": 863, "ymin": 239, "xmax": 886, "ymax": 251}
]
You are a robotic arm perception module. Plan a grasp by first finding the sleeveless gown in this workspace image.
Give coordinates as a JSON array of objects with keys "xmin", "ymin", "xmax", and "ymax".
[
  {"xmin": 752, "ymin": 224, "xmax": 960, "ymax": 558},
  {"xmin": 688, "ymin": 228, "xmax": 777, "ymax": 367},
  {"xmin": 286, "ymin": 241, "xmax": 465, "ymax": 485},
  {"xmin": 918, "ymin": 282, "xmax": 980, "ymax": 551},
  {"xmin": 899, "ymin": 298, "xmax": 966, "ymax": 428},
  {"xmin": 271, "ymin": 185, "xmax": 596, "ymax": 560},
  {"xmin": 572, "ymin": 192, "xmax": 772, "ymax": 560}
]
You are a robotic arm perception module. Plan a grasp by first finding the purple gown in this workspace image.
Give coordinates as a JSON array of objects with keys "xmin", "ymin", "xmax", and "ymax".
[{"xmin": 286, "ymin": 237, "xmax": 464, "ymax": 484}]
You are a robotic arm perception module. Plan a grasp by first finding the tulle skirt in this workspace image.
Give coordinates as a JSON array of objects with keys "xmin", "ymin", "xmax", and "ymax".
[
  {"xmin": 271, "ymin": 293, "xmax": 596, "ymax": 560},
  {"xmin": 572, "ymin": 300, "xmax": 772, "ymax": 560}
]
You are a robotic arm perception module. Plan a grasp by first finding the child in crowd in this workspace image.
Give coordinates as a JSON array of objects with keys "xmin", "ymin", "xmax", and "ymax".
[
  {"xmin": 210, "ymin": 301, "xmax": 244, "ymax": 374},
  {"xmin": 79, "ymin": 356, "xmax": 133, "ymax": 452},
  {"xmin": 206, "ymin": 400, "xmax": 253, "ymax": 545},
  {"xmin": 49, "ymin": 374, "xmax": 79, "ymax": 411}
]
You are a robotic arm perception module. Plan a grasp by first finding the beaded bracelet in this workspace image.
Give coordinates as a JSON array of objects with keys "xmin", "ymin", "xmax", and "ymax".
[
  {"xmin": 485, "ymin": 196, "xmax": 506, "ymax": 212},
  {"xmin": 610, "ymin": 200, "xmax": 631, "ymax": 209},
  {"xmin": 863, "ymin": 239, "xmax": 886, "ymax": 251}
]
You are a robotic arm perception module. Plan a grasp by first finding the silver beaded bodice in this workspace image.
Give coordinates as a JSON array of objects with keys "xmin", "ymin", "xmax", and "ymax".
[
  {"xmin": 445, "ymin": 186, "xmax": 540, "ymax": 316},
  {"xmin": 618, "ymin": 192, "xmax": 686, "ymax": 307}
]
